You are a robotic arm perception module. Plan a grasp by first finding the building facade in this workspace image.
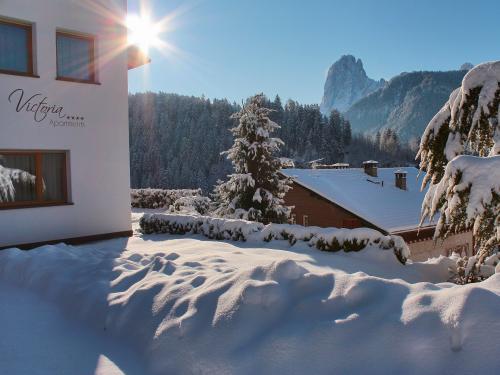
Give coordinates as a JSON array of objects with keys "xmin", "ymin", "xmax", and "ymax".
[{"xmin": 0, "ymin": 0, "xmax": 142, "ymax": 248}]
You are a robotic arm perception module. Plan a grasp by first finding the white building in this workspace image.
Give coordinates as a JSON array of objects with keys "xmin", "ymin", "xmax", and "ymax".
[{"xmin": 0, "ymin": 0, "xmax": 148, "ymax": 248}]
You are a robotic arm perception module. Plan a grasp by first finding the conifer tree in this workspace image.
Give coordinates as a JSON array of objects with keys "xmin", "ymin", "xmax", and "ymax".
[
  {"xmin": 213, "ymin": 94, "xmax": 292, "ymax": 223},
  {"xmin": 418, "ymin": 61, "xmax": 500, "ymax": 281}
]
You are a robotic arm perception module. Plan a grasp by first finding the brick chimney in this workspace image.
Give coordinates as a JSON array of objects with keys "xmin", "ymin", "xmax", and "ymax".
[
  {"xmin": 363, "ymin": 160, "xmax": 378, "ymax": 177},
  {"xmin": 395, "ymin": 170, "xmax": 407, "ymax": 190}
]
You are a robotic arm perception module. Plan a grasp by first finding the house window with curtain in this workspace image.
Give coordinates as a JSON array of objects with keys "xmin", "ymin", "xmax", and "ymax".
[
  {"xmin": 56, "ymin": 31, "xmax": 96, "ymax": 83},
  {"xmin": 0, "ymin": 151, "xmax": 69, "ymax": 209},
  {"xmin": 0, "ymin": 18, "xmax": 34, "ymax": 76}
]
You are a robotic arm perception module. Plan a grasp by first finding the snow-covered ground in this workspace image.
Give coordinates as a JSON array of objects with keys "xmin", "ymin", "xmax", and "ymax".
[{"xmin": 0, "ymin": 210, "xmax": 499, "ymax": 374}]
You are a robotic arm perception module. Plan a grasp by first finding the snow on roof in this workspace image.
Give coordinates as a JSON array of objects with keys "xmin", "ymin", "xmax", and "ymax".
[
  {"xmin": 363, "ymin": 160, "xmax": 379, "ymax": 164},
  {"xmin": 281, "ymin": 167, "xmax": 433, "ymax": 233}
]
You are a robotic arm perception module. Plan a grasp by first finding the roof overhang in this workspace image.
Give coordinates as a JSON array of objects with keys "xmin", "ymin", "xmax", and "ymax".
[{"xmin": 128, "ymin": 45, "xmax": 151, "ymax": 70}]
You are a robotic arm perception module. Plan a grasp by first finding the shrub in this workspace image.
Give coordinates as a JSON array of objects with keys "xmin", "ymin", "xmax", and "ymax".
[
  {"xmin": 139, "ymin": 213, "xmax": 410, "ymax": 264},
  {"xmin": 131, "ymin": 188, "xmax": 202, "ymax": 209}
]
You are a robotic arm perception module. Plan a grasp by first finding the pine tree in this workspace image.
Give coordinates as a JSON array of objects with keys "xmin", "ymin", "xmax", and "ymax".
[
  {"xmin": 213, "ymin": 94, "xmax": 292, "ymax": 223},
  {"xmin": 341, "ymin": 119, "xmax": 352, "ymax": 147},
  {"xmin": 418, "ymin": 61, "xmax": 500, "ymax": 281}
]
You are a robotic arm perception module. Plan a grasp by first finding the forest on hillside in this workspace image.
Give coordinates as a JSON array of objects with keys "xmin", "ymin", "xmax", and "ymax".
[{"xmin": 129, "ymin": 93, "xmax": 417, "ymax": 192}]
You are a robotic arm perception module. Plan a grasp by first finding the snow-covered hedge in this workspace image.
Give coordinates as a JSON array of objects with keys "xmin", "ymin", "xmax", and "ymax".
[
  {"xmin": 140, "ymin": 213, "xmax": 264, "ymax": 241},
  {"xmin": 131, "ymin": 188, "xmax": 202, "ymax": 209},
  {"xmin": 169, "ymin": 195, "xmax": 212, "ymax": 215},
  {"xmin": 140, "ymin": 213, "xmax": 410, "ymax": 264}
]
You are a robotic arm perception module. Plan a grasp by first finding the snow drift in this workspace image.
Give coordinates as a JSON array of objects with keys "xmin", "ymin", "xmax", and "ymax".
[{"xmin": 1, "ymin": 224, "xmax": 499, "ymax": 374}]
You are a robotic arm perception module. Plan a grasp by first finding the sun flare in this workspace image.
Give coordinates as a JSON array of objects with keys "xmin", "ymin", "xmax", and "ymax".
[{"xmin": 126, "ymin": 14, "xmax": 162, "ymax": 53}]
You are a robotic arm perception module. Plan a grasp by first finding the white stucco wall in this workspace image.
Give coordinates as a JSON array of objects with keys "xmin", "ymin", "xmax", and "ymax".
[{"xmin": 0, "ymin": 0, "xmax": 131, "ymax": 247}]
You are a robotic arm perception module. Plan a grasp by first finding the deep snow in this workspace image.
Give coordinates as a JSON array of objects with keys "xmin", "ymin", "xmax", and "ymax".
[
  {"xmin": 0, "ymin": 210, "xmax": 499, "ymax": 374},
  {"xmin": 0, "ymin": 284, "xmax": 147, "ymax": 375}
]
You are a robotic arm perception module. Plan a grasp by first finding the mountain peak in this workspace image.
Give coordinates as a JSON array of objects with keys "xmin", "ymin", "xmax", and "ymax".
[
  {"xmin": 460, "ymin": 62, "xmax": 474, "ymax": 71},
  {"xmin": 320, "ymin": 55, "xmax": 385, "ymax": 114}
]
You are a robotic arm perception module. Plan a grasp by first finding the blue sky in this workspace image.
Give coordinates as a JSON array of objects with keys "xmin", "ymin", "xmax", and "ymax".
[{"xmin": 128, "ymin": 0, "xmax": 500, "ymax": 104}]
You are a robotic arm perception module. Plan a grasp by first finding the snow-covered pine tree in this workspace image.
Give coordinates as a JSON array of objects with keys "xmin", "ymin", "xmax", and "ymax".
[
  {"xmin": 213, "ymin": 93, "xmax": 292, "ymax": 223},
  {"xmin": 418, "ymin": 61, "xmax": 500, "ymax": 282}
]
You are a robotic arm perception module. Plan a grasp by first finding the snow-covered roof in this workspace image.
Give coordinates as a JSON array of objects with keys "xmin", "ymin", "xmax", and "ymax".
[{"xmin": 281, "ymin": 167, "xmax": 433, "ymax": 233}]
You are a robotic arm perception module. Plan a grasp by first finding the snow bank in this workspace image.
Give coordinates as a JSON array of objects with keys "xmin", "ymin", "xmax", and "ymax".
[
  {"xmin": 140, "ymin": 213, "xmax": 410, "ymax": 263},
  {"xmin": 0, "ymin": 236, "xmax": 499, "ymax": 375}
]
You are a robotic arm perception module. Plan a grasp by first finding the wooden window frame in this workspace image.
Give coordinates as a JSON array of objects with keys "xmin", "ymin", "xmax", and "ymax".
[
  {"xmin": 303, "ymin": 215, "xmax": 309, "ymax": 227},
  {"xmin": 0, "ymin": 18, "xmax": 38, "ymax": 78},
  {"xmin": 0, "ymin": 150, "xmax": 70, "ymax": 210},
  {"xmin": 56, "ymin": 31, "xmax": 99, "ymax": 85}
]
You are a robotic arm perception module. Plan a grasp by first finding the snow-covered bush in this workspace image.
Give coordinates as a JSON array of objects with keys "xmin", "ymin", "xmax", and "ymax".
[
  {"xmin": 447, "ymin": 252, "xmax": 500, "ymax": 284},
  {"xmin": 169, "ymin": 195, "xmax": 212, "ymax": 215},
  {"xmin": 213, "ymin": 94, "xmax": 292, "ymax": 223},
  {"xmin": 418, "ymin": 61, "xmax": 500, "ymax": 278},
  {"xmin": 140, "ymin": 213, "xmax": 264, "ymax": 241},
  {"xmin": 140, "ymin": 213, "xmax": 410, "ymax": 264},
  {"xmin": 260, "ymin": 223, "xmax": 409, "ymax": 264},
  {"xmin": 131, "ymin": 188, "xmax": 202, "ymax": 209}
]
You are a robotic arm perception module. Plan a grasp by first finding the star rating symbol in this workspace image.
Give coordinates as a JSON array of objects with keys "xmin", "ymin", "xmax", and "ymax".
[{"xmin": 66, "ymin": 115, "xmax": 85, "ymax": 121}]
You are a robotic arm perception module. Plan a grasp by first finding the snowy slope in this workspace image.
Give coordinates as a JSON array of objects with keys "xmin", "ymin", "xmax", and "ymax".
[{"xmin": 0, "ymin": 212, "xmax": 499, "ymax": 375}]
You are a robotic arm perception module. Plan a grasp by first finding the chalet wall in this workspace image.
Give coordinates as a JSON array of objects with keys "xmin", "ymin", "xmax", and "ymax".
[{"xmin": 284, "ymin": 182, "xmax": 379, "ymax": 230}]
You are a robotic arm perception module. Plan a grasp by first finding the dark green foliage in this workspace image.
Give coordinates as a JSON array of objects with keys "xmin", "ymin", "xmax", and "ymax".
[{"xmin": 129, "ymin": 92, "xmax": 416, "ymax": 192}]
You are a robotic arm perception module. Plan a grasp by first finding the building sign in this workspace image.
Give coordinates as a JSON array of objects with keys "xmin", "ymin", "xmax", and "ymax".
[{"xmin": 7, "ymin": 88, "xmax": 86, "ymax": 128}]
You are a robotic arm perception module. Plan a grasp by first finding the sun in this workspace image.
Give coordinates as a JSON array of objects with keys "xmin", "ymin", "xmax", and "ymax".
[{"xmin": 126, "ymin": 14, "xmax": 162, "ymax": 54}]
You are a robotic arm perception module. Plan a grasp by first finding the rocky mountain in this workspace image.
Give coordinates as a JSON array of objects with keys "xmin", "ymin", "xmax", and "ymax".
[
  {"xmin": 344, "ymin": 70, "xmax": 467, "ymax": 141},
  {"xmin": 320, "ymin": 55, "xmax": 386, "ymax": 114},
  {"xmin": 460, "ymin": 62, "xmax": 474, "ymax": 71}
]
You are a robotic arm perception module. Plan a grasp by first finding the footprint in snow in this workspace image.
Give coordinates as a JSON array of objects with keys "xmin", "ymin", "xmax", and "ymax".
[
  {"xmin": 165, "ymin": 252, "xmax": 180, "ymax": 261},
  {"xmin": 183, "ymin": 261, "xmax": 202, "ymax": 268},
  {"xmin": 191, "ymin": 275, "xmax": 207, "ymax": 288},
  {"xmin": 127, "ymin": 254, "xmax": 143, "ymax": 263}
]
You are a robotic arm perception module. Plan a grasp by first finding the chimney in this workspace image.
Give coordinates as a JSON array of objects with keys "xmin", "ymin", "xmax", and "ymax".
[
  {"xmin": 395, "ymin": 170, "xmax": 407, "ymax": 190},
  {"xmin": 363, "ymin": 160, "xmax": 378, "ymax": 177}
]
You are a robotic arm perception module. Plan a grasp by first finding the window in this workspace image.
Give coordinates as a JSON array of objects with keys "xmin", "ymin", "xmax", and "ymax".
[
  {"xmin": 0, "ymin": 18, "xmax": 34, "ymax": 76},
  {"xmin": 56, "ymin": 31, "xmax": 96, "ymax": 83},
  {"xmin": 0, "ymin": 151, "xmax": 69, "ymax": 209},
  {"xmin": 290, "ymin": 213, "xmax": 296, "ymax": 225},
  {"xmin": 303, "ymin": 215, "xmax": 309, "ymax": 227}
]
